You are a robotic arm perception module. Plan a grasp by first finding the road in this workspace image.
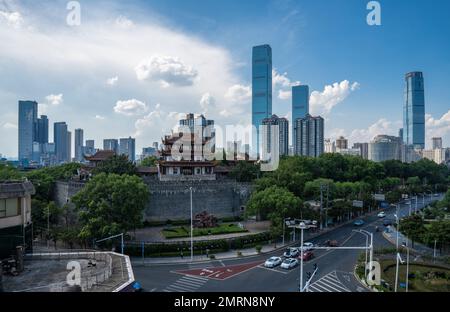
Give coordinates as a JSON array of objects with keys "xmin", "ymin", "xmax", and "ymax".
[{"xmin": 133, "ymin": 193, "xmax": 443, "ymax": 293}]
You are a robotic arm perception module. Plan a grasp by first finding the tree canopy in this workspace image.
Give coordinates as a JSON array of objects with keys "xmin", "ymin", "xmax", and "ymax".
[{"xmin": 92, "ymin": 155, "xmax": 137, "ymax": 176}]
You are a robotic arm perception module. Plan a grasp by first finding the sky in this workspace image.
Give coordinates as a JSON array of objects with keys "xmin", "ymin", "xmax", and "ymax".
[{"xmin": 1, "ymin": 0, "xmax": 450, "ymax": 158}]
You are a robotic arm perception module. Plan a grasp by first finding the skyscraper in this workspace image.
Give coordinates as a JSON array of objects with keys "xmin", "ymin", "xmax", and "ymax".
[
  {"xmin": 252, "ymin": 45, "xmax": 272, "ymax": 156},
  {"xmin": 262, "ymin": 114, "xmax": 289, "ymax": 157},
  {"xmin": 403, "ymin": 72, "xmax": 425, "ymax": 149},
  {"xmin": 294, "ymin": 114, "xmax": 324, "ymax": 158},
  {"xmin": 369, "ymin": 135, "xmax": 402, "ymax": 162},
  {"xmin": 74, "ymin": 129, "xmax": 84, "ymax": 162},
  {"xmin": 18, "ymin": 101, "xmax": 38, "ymax": 164},
  {"xmin": 353, "ymin": 143, "xmax": 369, "ymax": 160},
  {"xmin": 119, "ymin": 137, "xmax": 136, "ymax": 162},
  {"xmin": 67, "ymin": 131, "xmax": 72, "ymax": 162},
  {"xmin": 54, "ymin": 122, "xmax": 69, "ymax": 163},
  {"xmin": 336, "ymin": 136, "xmax": 348, "ymax": 150},
  {"xmin": 432, "ymin": 137, "xmax": 443, "ymax": 150},
  {"xmin": 103, "ymin": 139, "xmax": 119, "ymax": 154},
  {"xmin": 292, "ymin": 85, "xmax": 309, "ymax": 148},
  {"xmin": 36, "ymin": 115, "xmax": 49, "ymax": 144}
]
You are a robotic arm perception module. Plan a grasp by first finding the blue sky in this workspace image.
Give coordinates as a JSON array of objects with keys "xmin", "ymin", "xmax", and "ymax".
[{"xmin": 1, "ymin": 0, "xmax": 449, "ymax": 158}]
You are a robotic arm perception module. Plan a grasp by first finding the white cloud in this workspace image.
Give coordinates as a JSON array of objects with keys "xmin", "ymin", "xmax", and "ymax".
[
  {"xmin": 425, "ymin": 110, "xmax": 450, "ymax": 145},
  {"xmin": 114, "ymin": 99, "xmax": 148, "ymax": 116},
  {"xmin": 272, "ymin": 69, "xmax": 300, "ymax": 100},
  {"xmin": 199, "ymin": 93, "xmax": 216, "ymax": 114},
  {"xmin": 348, "ymin": 118, "xmax": 401, "ymax": 143},
  {"xmin": 2, "ymin": 122, "xmax": 17, "ymax": 129},
  {"xmin": 106, "ymin": 76, "xmax": 119, "ymax": 86},
  {"xmin": 134, "ymin": 105, "xmax": 183, "ymax": 138},
  {"xmin": 0, "ymin": 10, "xmax": 23, "ymax": 29},
  {"xmin": 278, "ymin": 89, "xmax": 292, "ymax": 100},
  {"xmin": 135, "ymin": 55, "xmax": 198, "ymax": 87},
  {"xmin": 310, "ymin": 80, "xmax": 360, "ymax": 115},
  {"xmin": 115, "ymin": 15, "xmax": 134, "ymax": 29},
  {"xmin": 95, "ymin": 115, "xmax": 106, "ymax": 120},
  {"xmin": 225, "ymin": 84, "xmax": 251, "ymax": 103},
  {"xmin": 45, "ymin": 94, "xmax": 63, "ymax": 106}
]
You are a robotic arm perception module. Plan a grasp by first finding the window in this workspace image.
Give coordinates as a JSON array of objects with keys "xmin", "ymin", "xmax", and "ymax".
[{"xmin": 0, "ymin": 198, "xmax": 20, "ymax": 218}]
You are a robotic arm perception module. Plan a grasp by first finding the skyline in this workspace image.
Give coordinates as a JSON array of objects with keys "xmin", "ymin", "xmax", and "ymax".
[{"xmin": 1, "ymin": 0, "xmax": 450, "ymax": 158}]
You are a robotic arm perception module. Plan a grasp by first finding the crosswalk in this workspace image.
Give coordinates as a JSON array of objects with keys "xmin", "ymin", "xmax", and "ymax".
[
  {"xmin": 163, "ymin": 275, "xmax": 209, "ymax": 292},
  {"xmin": 307, "ymin": 271, "xmax": 351, "ymax": 292}
]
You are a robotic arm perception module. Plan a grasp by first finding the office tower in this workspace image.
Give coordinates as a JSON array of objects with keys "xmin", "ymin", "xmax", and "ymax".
[
  {"xmin": 369, "ymin": 135, "xmax": 402, "ymax": 162},
  {"xmin": 353, "ymin": 143, "xmax": 369, "ymax": 160},
  {"xmin": 324, "ymin": 139, "xmax": 336, "ymax": 154},
  {"xmin": 103, "ymin": 139, "xmax": 119, "ymax": 154},
  {"xmin": 262, "ymin": 114, "xmax": 289, "ymax": 157},
  {"xmin": 294, "ymin": 114, "xmax": 324, "ymax": 158},
  {"xmin": 54, "ymin": 122, "xmax": 69, "ymax": 163},
  {"xmin": 398, "ymin": 128, "xmax": 404, "ymax": 142},
  {"xmin": 142, "ymin": 147, "xmax": 157, "ymax": 159},
  {"xmin": 18, "ymin": 101, "xmax": 38, "ymax": 164},
  {"xmin": 67, "ymin": 131, "xmax": 72, "ymax": 162},
  {"xmin": 86, "ymin": 140, "xmax": 95, "ymax": 149},
  {"xmin": 36, "ymin": 115, "xmax": 49, "ymax": 144},
  {"xmin": 119, "ymin": 137, "xmax": 136, "ymax": 162},
  {"xmin": 403, "ymin": 72, "xmax": 425, "ymax": 149},
  {"xmin": 153, "ymin": 142, "xmax": 159, "ymax": 150},
  {"xmin": 84, "ymin": 140, "xmax": 95, "ymax": 156},
  {"xmin": 74, "ymin": 129, "xmax": 84, "ymax": 162},
  {"xmin": 432, "ymin": 137, "xmax": 443, "ymax": 150},
  {"xmin": 292, "ymin": 85, "xmax": 310, "ymax": 148},
  {"xmin": 252, "ymin": 44, "xmax": 272, "ymax": 156},
  {"xmin": 336, "ymin": 136, "xmax": 348, "ymax": 151},
  {"xmin": 179, "ymin": 113, "xmax": 215, "ymax": 137}
]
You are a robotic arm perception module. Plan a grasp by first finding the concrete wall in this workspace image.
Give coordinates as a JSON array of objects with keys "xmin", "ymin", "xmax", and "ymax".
[{"xmin": 54, "ymin": 177, "xmax": 254, "ymax": 222}]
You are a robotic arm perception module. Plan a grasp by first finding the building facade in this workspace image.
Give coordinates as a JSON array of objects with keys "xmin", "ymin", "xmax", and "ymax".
[
  {"xmin": 54, "ymin": 122, "xmax": 70, "ymax": 164},
  {"xmin": 432, "ymin": 137, "xmax": 443, "ymax": 150},
  {"xmin": 336, "ymin": 136, "xmax": 348, "ymax": 151},
  {"xmin": 262, "ymin": 114, "xmax": 289, "ymax": 157},
  {"xmin": 403, "ymin": 72, "xmax": 425, "ymax": 149},
  {"xmin": 18, "ymin": 101, "xmax": 38, "ymax": 165},
  {"xmin": 119, "ymin": 137, "xmax": 136, "ymax": 162},
  {"xmin": 292, "ymin": 85, "xmax": 309, "ymax": 149},
  {"xmin": 103, "ymin": 139, "xmax": 119, "ymax": 154},
  {"xmin": 369, "ymin": 135, "xmax": 402, "ymax": 162},
  {"xmin": 353, "ymin": 143, "xmax": 369, "ymax": 160},
  {"xmin": 294, "ymin": 114, "xmax": 324, "ymax": 158},
  {"xmin": 252, "ymin": 45, "xmax": 272, "ymax": 156},
  {"xmin": 74, "ymin": 129, "xmax": 84, "ymax": 163}
]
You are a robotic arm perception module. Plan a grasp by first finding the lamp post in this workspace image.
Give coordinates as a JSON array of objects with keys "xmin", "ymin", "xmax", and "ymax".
[
  {"xmin": 395, "ymin": 252, "xmax": 404, "ymax": 292},
  {"xmin": 299, "ymin": 222, "xmax": 307, "ymax": 292},
  {"xmin": 353, "ymin": 230, "xmax": 369, "ymax": 280},
  {"xmin": 190, "ymin": 187, "xmax": 194, "ymax": 262},
  {"xmin": 47, "ymin": 205, "xmax": 50, "ymax": 249},
  {"xmin": 402, "ymin": 241, "xmax": 410, "ymax": 292}
]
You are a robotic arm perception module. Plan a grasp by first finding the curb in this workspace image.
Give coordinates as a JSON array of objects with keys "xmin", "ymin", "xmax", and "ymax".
[{"xmin": 353, "ymin": 264, "xmax": 376, "ymax": 292}]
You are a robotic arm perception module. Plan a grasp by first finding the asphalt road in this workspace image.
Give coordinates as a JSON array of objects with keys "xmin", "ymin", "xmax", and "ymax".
[{"xmin": 133, "ymin": 194, "xmax": 443, "ymax": 293}]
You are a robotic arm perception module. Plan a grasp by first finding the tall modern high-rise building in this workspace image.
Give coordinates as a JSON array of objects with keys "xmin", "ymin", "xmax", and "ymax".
[
  {"xmin": 119, "ymin": 137, "xmax": 136, "ymax": 162},
  {"xmin": 74, "ymin": 129, "xmax": 84, "ymax": 162},
  {"xmin": 261, "ymin": 114, "xmax": 289, "ymax": 157},
  {"xmin": 36, "ymin": 115, "xmax": 49, "ymax": 144},
  {"xmin": 252, "ymin": 44, "xmax": 272, "ymax": 156},
  {"xmin": 353, "ymin": 143, "xmax": 369, "ymax": 160},
  {"xmin": 369, "ymin": 135, "xmax": 402, "ymax": 162},
  {"xmin": 432, "ymin": 137, "xmax": 443, "ymax": 150},
  {"xmin": 67, "ymin": 131, "xmax": 72, "ymax": 162},
  {"xmin": 54, "ymin": 122, "xmax": 70, "ymax": 163},
  {"xmin": 403, "ymin": 72, "xmax": 425, "ymax": 149},
  {"xmin": 18, "ymin": 101, "xmax": 38, "ymax": 164},
  {"xmin": 336, "ymin": 136, "xmax": 349, "ymax": 150},
  {"xmin": 292, "ymin": 85, "xmax": 309, "ymax": 148},
  {"xmin": 294, "ymin": 114, "xmax": 324, "ymax": 158},
  {"xmin": 103, "ymin": 139, "xmax": 119, "ymax": 154}
]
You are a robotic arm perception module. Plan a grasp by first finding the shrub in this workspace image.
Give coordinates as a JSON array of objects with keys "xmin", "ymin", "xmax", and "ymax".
[{"xmin": 255, "ymin": 245, "xmax": 262, "ymax": 253}]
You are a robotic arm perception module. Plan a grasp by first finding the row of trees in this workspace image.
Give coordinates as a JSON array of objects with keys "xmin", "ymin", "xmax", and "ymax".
[{"xmin": 245, "ymin": 154, "xmax": 450, "ymax": 236}]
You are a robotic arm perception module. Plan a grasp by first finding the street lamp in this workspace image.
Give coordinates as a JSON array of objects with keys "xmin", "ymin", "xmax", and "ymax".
[
  {"xmin": 402, "ymin": 241, "xmax": 410, "ymax": 292},
  {"xmin": 395, "ymin": 252, "xmax": 404, "ymax": 292},
  {"xmin": 394, "ymin": 212, "xmax": 399, "ymax": 250},
  {"xmin": 299, "ymin": 222, "xmax": 307, "ymax": 292}
]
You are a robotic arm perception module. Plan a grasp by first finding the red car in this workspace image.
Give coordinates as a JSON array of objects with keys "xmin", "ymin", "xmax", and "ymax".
[{"xmin": 298, "ymin": 251, "xmax": 314, "ymax": 261}]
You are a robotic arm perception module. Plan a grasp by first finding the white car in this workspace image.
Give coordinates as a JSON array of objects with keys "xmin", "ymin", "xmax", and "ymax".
[
  {"xmin": 297, "ymin": 242, "xmax": 315, "ymax": 251},
  {"xmin": 264, "ymin": 256, "xmax": 282, "ymax": 268},
  {"xmin": 377, "ymin": 211, "xmax": 386, "ymax": 218},
  {"xmin": 283, "ymin": 247, "xmax": 299, "ymax": 258},
  {"xmin": 280, "ymin": 258, "xmax": 298, "ymax": 270}
]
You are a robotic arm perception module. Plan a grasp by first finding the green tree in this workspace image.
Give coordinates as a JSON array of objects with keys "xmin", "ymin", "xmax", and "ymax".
[
  {"xmin": 72, "ymin": 173, "xmax": 149, "ymax": 241},
  {"xmin": 140, "ymin": 156, "xmax": 158, "ymax": 167},
  {"xmin": 399, "ymin": 214, "xmax": 426, "ymax": 248},
  {"xmin": 0, "ymin": 164, "xmax": 22, "ymax": 180},
  {"xmin": 230, "ymin": 161, "xmax": 260, "ymax": 182},
  {"xmin": 92, "ymin": 155, "xmax": 137, "ymax": 176}
]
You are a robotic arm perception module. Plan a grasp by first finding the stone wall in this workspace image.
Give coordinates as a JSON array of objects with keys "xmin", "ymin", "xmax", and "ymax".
[{"xmin": 54, "ymin": 177, "xmax": 254, "ymax": 222}]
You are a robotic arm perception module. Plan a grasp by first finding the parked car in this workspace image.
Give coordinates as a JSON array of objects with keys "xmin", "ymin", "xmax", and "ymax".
[
  {"xmin": 383, "ymin": 219, "xmax": 394, "ymax": 226},
  {"xmin": 353, "ymin": 219, "xmax": 365, "ymax": 226},
  {"xmin": 377, "ymin": 212, "xmax": 386, "ymax": 218},
  {"xmin": 324, "ymin": 240, "xmax": 338, "ymax": 247},
  {"xmin": 283, "ymin": 248, "xmax": 299, "ymax": 258},
  {"xmin": 264, "ymin": 256, "xmax": 282, "ymax": 268},
  {"xmin": 280, "ymin": 258, "xmax": 299, "ymax": 269},
  {"xmin": 298, "ymin": 251, "xmax": 314, "ymax": 261}
]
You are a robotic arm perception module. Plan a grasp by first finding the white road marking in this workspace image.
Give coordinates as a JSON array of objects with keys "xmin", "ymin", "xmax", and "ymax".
[
  {"xmin": 307, "ymin": 271, "xmax": 351, "ymax": 293},
  {"xmin": 164, "ymin": 274, "xmax": 208, "ymax": 292}
]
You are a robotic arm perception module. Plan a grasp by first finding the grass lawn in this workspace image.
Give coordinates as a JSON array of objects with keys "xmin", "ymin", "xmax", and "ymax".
[
  {"xmin": 380, "ymin": 259, "xmax": 450, "ymax": 292},
  {"xmin": 162, "ymin": 223, "xmax": 248, "ymax": 239}
]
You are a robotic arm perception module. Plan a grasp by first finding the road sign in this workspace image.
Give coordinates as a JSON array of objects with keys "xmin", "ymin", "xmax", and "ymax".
[
  {"xmin": 353, "ymin": 200, "xmax": 364, "ymax": 208},
  {"xmin": 373, "ymin": 194, "xmax": 385, "ymax": 201}
]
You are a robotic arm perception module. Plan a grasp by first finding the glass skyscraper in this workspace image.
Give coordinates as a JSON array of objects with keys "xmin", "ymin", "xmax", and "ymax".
[
  {"xmin": 294, "ymin": 114, "xmax": 324, "ymax": 158},
  {"xmin": 262, "ymin": 114, "xmax": 289, "ymax": 157},
  {"xmin": 18, "ymin": 100, "xmax": 38, "ymax": 164},
  {"xmin": 403, "ymin": 72, "xmax": 425, "ymax": 149},
  {"xmin": 54, "ymin": 122, "xmax": 70, "ymax": 163},
  {"xmin": 252, "ymin": 45, "xmax": 272, "ymax": 156},
  {"xmin": 120, "ymin": 137, "xmax": 136, "ymax": 162},
  {"xmin": 74, "ymin": 128, "xmax": 84, "ymax": 162},
  {"xmin": 292, "ymin": 85, "xmax": 309, "ymax": 150}
]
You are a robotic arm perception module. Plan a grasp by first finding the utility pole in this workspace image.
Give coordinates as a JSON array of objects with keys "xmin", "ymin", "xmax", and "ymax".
[
  {"xmin": 190, "ymin": 187, "xmax": 194, "ymax": 262},
  {"xmin": 320, "ymin": 185, "xmax": 323, "ymax": 231}
]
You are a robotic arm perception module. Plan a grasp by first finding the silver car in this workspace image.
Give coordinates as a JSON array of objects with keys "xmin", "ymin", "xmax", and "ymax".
[{"xmin": 264, "ymin": 256, "xmax": 282, "ymax": 268}]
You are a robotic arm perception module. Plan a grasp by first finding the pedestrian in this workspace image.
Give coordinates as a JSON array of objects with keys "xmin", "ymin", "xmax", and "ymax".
[{"xmin": 181, "ymin": 250, "xmax": 184, "ymax": 259}]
